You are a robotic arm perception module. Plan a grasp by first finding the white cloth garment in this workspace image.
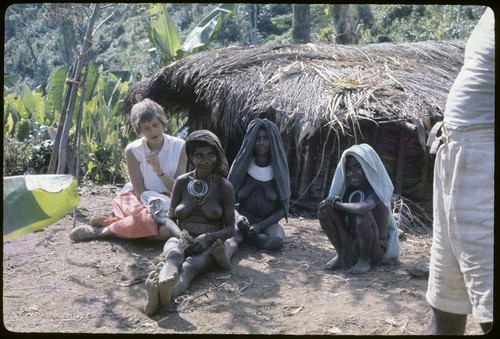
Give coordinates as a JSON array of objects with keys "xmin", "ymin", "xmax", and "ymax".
[
  {"xmin": 122, "ymin": 133, "xmax": 185, "ymax": 194},
  {"xmin": 327, "ymin": 143, "xmax": 400, "ymax": 260},
  {"xmin": 140, "ymin": 190, "xmax": 171, "ymax": 224}
]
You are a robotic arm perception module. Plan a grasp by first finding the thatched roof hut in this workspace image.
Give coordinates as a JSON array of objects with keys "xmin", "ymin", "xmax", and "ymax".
[{"xmin": 122, "ymin": 40, "xmax": 464, "ymax": 210}]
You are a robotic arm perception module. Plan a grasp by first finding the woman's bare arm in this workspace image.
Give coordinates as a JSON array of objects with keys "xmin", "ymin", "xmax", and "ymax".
[
  {"xmin": 333, "ymin": 192, "xmax": 378, "ymax": 216},
  {"xmin": 125, "ymin": 147, "xmax": 145, "ymax": 197}
]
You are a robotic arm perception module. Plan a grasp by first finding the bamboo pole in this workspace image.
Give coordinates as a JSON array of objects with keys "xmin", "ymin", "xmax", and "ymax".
[{"xmin": 52, "ymin": 4, "xmax": 100, "ymax": 174}]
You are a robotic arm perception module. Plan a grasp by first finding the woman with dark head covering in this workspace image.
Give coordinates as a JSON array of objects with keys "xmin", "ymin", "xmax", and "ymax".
[
  {"xmin": 143, "ymin": 130, "xmax": 235, "ymax": 315},
  {"xmin": 225, "ymin": 118, "xmax": 290, "ymax": 257}
]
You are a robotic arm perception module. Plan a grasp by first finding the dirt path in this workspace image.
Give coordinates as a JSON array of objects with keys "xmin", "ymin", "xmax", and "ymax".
[{"xmin": 3, "ymin": 183, "xmax": 482, "ymax": 335}]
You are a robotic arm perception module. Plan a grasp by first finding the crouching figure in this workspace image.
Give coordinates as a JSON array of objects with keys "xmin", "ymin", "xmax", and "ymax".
[{"xmin": 318, "ymin": 144, "xmax": 400, "ymax": 274}]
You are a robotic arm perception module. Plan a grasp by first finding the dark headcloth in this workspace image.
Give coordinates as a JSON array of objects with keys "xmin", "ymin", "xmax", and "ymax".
[
  {"xmin": 185, "ymin": 129, "xmax": 229, "ymax": 177},
  {"xmin": 227, "ymin": 118, "xmax": 291, "ymax": 221}
]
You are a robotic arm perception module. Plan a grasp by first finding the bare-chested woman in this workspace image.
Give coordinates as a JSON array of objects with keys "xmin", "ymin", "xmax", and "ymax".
[
  {"xmin": 318, "ymin": 144, "xmax": 400, "ymax": 274},
  {"xmin": 144, "ymin": 130, "xmax": 234, "ymax": 315},
  {"xmin": 224, "ymin": 118, "xmax": 290, "ymax": 258}
]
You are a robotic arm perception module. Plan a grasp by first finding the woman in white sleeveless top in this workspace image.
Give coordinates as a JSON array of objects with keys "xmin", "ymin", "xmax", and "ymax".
[{"xmin": 69, "ymin": 98, "xmax": 188, "ymax": 241}]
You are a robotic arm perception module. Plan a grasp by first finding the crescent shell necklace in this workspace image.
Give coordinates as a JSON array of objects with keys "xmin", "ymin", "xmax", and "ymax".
[{"xmin": 187, "ymin": 171, "xmax": 212, "ymax": 205}]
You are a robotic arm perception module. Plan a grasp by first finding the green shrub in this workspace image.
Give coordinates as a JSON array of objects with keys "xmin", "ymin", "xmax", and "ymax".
[
  {"xmin": 29, "ymin": 139, "xmax": 53, "ymax": 174},
  {"xmin": 3, "ymin": 135, "xmax": 32, "ymax": 176}
]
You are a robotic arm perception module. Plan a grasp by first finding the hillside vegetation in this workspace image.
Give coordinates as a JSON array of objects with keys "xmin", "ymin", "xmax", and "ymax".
[
  {"xmin": 3, "ymin": 4, "xmax": 487, "ymax": 183},
  {"xmin": 5, "ymin": 4, "xmax": 486, "ymax": 90}
]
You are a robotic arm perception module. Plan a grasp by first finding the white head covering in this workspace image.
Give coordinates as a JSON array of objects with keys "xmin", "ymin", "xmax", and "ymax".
[
  {"xmin": 327, "ymin": 143, "xmax": 400, "ymax": 259},
  {"xmin": 328, "ymin": 143, "xmax": 393, "ymax": 209}
]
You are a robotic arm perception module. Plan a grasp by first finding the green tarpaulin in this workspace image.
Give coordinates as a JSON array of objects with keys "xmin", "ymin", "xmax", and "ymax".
[{"xmin": 3, "ymin": 174, "xmax": 80, "ymax": 241}]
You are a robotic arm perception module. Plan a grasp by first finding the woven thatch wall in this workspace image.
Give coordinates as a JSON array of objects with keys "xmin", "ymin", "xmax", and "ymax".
[
  {"xmin": 293, "ymin": 120, "xmax": 432, "ymax": 206},
  {"xmin": 121, "ymin": 40, "xmax": 465, "ymax": 208}
]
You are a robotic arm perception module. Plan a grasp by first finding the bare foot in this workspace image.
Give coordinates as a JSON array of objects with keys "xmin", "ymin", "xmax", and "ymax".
[
  {"xmin": 158, "ymin": 271, "xmax": 178, "ymax": 306},
  {"xmin": 211, "ymin": 239, "xmax": 231, "ymax": 270},
  {"xmin": 144, "ymin": 271, "xmax": 160, "ymax": 316},
  {"xmin": 349, "ymin": 258, "xmax": 371, "ymax": 274},
  {"xmin": 325, "ymin": 255, "xmax": 342, "ymax": 270}
]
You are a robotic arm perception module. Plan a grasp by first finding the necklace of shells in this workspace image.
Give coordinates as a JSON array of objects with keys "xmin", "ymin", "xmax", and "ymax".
[{"xmin": 187, "ymin": 171, "xmax": 213, "ymax": 205}]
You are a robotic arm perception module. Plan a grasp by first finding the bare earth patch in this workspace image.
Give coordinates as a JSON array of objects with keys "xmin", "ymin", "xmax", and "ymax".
[{"xmin": 3, "ymin": 182, "xmax": 482, "ymax": 335}]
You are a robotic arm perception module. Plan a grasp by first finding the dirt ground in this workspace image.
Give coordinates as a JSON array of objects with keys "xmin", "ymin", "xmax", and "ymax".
[{"xmin": 3, "ymin": 182, "xmax": 483, "ymax": 335}]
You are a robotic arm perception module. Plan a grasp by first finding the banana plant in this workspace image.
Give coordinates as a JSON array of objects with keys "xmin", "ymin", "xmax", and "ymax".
[
  {"xmin": 147, "ymin": 3, "xmax": 182, "ymax": 63},
  {"xmin": 146, "ymin": 3, "xmax": 236, "ymax": 64},
  {"xmin": 181, "ymin": 3, "xmax": 236, "ymax": 54},
  {"xmin": 3, "ymin": 84, "xmax": 50, "ymax": 141},
  {"xmin": 80, "ymin": 63, "xmax": 132, "ymax": 182}
]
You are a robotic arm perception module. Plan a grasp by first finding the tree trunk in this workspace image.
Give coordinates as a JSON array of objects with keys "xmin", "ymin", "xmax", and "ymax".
[
  {"xmin": 248, "ymin": 4, "xmax": 258, "ymax": 45},
  {"xmin": 333, "ymin": 4, "xmax": 359, "ymax": 45},
  {"xmin": 292, "ymin": 4, "xmax": 311, "ymax": 44}
]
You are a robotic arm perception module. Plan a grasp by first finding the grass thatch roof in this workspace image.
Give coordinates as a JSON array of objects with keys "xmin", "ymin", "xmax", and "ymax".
[{"xmin": 122, "ymin": 40, "xmax": 464, "ymax": 142}]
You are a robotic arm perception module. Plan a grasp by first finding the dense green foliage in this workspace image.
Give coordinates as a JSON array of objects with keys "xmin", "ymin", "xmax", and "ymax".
[
  {"xmin": 3, "ymin": 3, "xmax": 487, "ymax": 183},
  {"xmin": 5, "ymin": 4, "xmax": 486, "ymax": 90}
]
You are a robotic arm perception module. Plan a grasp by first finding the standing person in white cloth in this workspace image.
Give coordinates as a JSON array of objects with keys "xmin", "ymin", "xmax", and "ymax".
[{"xmin": 425, "ymin": 7, "xmax": 494, "ymax": 335}]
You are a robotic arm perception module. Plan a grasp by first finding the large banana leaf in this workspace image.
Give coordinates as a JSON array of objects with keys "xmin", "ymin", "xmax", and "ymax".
[
  {"xmin": 147, "ymin": 3, "xmax": 182, "ymax": 62},
  {"xmin": 181, "ymin": 4, "xmax": 236, "ymax": 54},
  {"xmin": 46, "ymin": 66, "xmax": 67, "ymax": 116},
  {"xmin": 3, "ymin": 174, "xmax": 80, "ymax": 241}
]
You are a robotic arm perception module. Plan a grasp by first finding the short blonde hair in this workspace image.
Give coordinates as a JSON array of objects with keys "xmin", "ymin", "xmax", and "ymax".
[{"xmin": 130, "ymin": 98, "xmax": 169, "ymax": 135}]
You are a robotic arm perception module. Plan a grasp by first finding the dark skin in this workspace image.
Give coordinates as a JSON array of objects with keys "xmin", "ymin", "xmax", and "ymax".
[
  {"xmin": 426, "ymin": 306, "xmax": 492, "ymax": 335},
  {"xmin": 144, "ymin": 144, "xmax": 235, "ymax": 315},
  {"xmin": 318, "ymin": 156, "xmax": 389, "ymax": 274},
  {"xmin": 225, "ymin": 128, "xmax": 286, "ymax": 257}
]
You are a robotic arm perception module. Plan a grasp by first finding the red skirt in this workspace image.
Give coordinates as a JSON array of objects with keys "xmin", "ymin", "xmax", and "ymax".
[{"xmin": 102, "ymin": 191, "xmax": 159, "ymax": 238}]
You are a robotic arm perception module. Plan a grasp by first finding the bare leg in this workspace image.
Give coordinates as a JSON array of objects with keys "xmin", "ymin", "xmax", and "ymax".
[
  {"xmin": 349, "ymin": 215, "xmax": 374, "ymax": 274},
  {"xmin": 141, "ymin": 219, "xmax": 183, "ymax": 241},
  {"xmin": 158, "ymin": 272, "xmax": 178, "ymax": 306},
  {"xmin": 211, "ymin": 239, "xmax": 231, "ymax": 270},
  {"xmin": 318, "ymin": 206, "xmax": 349, "ymax": 270},
  {"xmin": 155, "ymin": 219, "xmax": 182, "ymax": 241},
  {"xmin": 350, "ymin": 213, "xmax": 383, "ymax": 274},
  {"xmin": 69, "ymin": 224, "xmax": 161, "ymax": 242},
  {"xmin": 224, "ymin": 226, "xmax": 243, "ymax": 259},
  {"xmin": 73, "ymin": 218, "xmax": 182, "ymax": 242},
  {"xmin": 158, "ymin": 238, "xmax": 185, "ymax": 306},
  {"xmin": 480, "ymin": 322, "xmax": 492, "ymax": 334},
  {"xmin": 144, "ymin": 271, "xmax": 160, "ymax": 315},
  {"xmin": 426, "ymin": 306, "xmax": 467, "ymax": 335},
  {"xmin": 171, "ymin": 250, "xmax": 215, "ymax": 299},
  {"xmin": 246, "ymin": 223, "xmax": 285, "ymax": 250}
]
